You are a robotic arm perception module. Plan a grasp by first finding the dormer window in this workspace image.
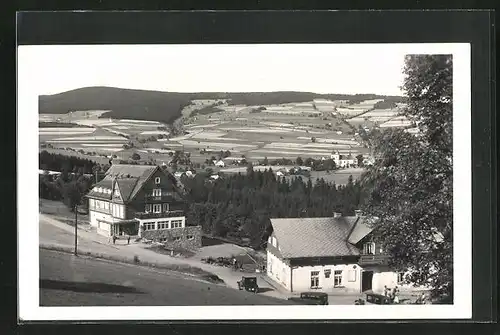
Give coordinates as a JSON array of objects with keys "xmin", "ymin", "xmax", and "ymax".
[
  {"xmin": 155, "ymin": 177, "xmax": 161, "ymax": 184},
  {"xmin": 363, "ymin": 242, "xmax": 375, "ymax": 255}
]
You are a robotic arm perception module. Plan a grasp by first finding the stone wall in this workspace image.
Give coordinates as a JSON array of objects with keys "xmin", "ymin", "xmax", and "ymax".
[{"xmin": 142, "ymin": 225, "xmax": 202, "ymax": 250}]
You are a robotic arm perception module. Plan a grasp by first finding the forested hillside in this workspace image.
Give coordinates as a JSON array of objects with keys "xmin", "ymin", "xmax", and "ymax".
[{"xmin": 39, "ymin": 86, "xmax": 404, "ymax": 124}]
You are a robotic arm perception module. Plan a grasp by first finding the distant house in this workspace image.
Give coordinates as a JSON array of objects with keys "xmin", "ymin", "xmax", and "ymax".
[
  {"xmin": 214, "ymin": 160, "xmax": 225, "ymax": 167},
  {"xmin": 266, "ymin": 211, "xmax": 420, "ymax": 294},
  {"xmin": 85, "ymin": 164, "xmax": 201, "ymax": 249}
]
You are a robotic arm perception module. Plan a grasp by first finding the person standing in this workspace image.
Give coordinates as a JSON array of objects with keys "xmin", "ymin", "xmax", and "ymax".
[
  {"xmin": 384, "ymin": 285, "xmax": 389, "ymax": 297},
  {"xmin": 393, "ymin": 286, "xmax": 400, "ymax": 304},
  {"xmin": 127, "ymin": 235, "xmax": 131, "ymax": 245},
  {"xmin": 112, "ymin": 235, "xmax": 116, "ymax": 245}
]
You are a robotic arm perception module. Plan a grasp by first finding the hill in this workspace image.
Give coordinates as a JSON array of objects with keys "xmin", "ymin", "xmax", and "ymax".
[{"xmin": 39, "ymin": 86, "xmax": 404, "ymax": 124}]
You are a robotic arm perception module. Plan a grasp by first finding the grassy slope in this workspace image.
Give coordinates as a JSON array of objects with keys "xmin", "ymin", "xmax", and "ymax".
[{"xmin": 39, "ymin": 86, "xmax": 404, "ymax": 124}]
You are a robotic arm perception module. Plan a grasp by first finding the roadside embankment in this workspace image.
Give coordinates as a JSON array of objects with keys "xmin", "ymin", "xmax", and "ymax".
[{"xmin": 39, "ymin": 243, "xmax": 225, "ymax": 285}]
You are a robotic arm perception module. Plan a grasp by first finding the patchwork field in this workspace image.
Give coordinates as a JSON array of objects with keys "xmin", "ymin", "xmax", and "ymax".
[{"xmin": 39, "ymin": 97, "xmax": 406, "ymax": 167}]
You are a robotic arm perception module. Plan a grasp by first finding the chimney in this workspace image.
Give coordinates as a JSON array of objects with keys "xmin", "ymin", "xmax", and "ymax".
[
  {"xmin": 333, "ymin": 212, "xmax": 342, "ymax": 219},
  {"xmin": 354, "ymin": 209, "xmax": 363, "ymax": 217}
]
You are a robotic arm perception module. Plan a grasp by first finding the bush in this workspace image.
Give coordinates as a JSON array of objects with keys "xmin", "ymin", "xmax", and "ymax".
[{"xmin": 133, "ymin": 255, "xmax": 140, "ymax": 264}]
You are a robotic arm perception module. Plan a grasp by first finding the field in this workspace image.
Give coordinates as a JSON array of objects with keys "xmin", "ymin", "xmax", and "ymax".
[
  {"xmin": 344, "ymin": 105, "xmax": 413, "ymax": 130},
  {"xmin": 175, "ymin": 99, "xmax": 373, "ymax": 164}
]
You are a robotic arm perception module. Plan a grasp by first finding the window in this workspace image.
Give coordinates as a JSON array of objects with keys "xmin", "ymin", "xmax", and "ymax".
[
  {"xmin": 334, "ymin": 270, "xmax": 343, "ymax": 287},
  {"xmin": 153, "ymin": 204, "xmax": 162, "ymax": 213},
  {"xmin": 163, "ymin": 203, "xmax": 170, "ymax": 212},
  {"xmin": 172, "ymin": 236, "xmax": 181, "ymax": 241},
  {"xmin": 348, "ymin": 270, "xmax": 357, "ymax": 282},
  {"xmin": 155, "ymin": 177, "xmax": 161, "ymax": 184},
  {"xmin": 397, "ymin": 272, "xmax": 405, "ymax": 284},
  {"xmin": 324, "ymin": 269, "xmax": 331, "ymax": 278},
  {"xmin": 171, "ymin": 220, "xmax": 182, "ymax": 228},
  {"xmin": 89, "ymin": 199, "xmax": 95, "ymax": 208},
  {"xmin": 268, "ymin": 236, "xmax": 272, "ymax": 244},
  {"xmin": 143, "ymin": 222, "xmax": 156, "ymax": 231},
  {"xmin": 158, "ymin": 221, "xmax": 169, "ymax": 230},
  {"xmin": 152, "ymin": 188, "xmax": 162, "ymax": 197},
  {"xmin": 187, "ymin": 235, "xmax": 194, "ymax": 240},
  {"xmin": 145, "ymin": 204, "xmax": 152, "ymax": 213},
  {"xmin": 363, "ymin": 242, "xmax": 375, "ymax": 255},
  {"xmin": 310, "ymin": 271, "xmax": 320, "ymax": 288},
  {"xmin": 272, "ymin": 237, "xmax": 277, "ymax": 247},
  {"xmin": 113, "ymin": 186, "xmax": 120, "ymax": 197}
]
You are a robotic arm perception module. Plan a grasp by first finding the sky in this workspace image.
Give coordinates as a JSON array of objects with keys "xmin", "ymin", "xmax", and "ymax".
[{"xmin": 19, "ymin": 44, "xmax": 414, "ymax": 96}]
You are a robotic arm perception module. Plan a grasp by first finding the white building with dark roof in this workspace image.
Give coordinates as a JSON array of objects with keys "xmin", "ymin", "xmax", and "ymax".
[{"xmin": 266, "ymin": 212, "xmax": 418, "ymax": 294}]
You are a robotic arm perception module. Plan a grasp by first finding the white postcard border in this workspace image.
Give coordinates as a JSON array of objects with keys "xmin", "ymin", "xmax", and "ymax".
[{"xmin": 17, "ymin": 43, "xmax": 471, "ymax": 321}]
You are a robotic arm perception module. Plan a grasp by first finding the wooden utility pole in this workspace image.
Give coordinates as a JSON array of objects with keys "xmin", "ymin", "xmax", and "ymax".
[{"xmin": 74, "ymin": 204, "xmax": 78, "ymax": 256}]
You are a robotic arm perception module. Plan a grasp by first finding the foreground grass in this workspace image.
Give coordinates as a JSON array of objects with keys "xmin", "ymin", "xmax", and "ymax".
[{"xmin": 39, "ymin": 244, "xmax": 224, "ymax": 285}]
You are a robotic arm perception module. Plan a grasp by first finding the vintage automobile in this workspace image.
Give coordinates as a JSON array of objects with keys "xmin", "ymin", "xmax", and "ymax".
[
  {"xmin": 237, "ymin": 276, "xmax": 259, "ymax": 293},
  {"xmin": 364, "ymin": 292, "xmax": 392, "ymax": 305},
  {"xmin": 288, "ymin": 292, "xmax": 329, "ymax": 305}
]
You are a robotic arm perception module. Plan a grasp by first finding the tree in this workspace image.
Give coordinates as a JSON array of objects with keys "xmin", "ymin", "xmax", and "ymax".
[
  {"xmin": 356, "ymin": 154, "xmax": 364, "ymax": 167},
  {"xmin": 296, "ymin": 156, "xmax": 303, "ymax": 166},
  {"xmin": 263, "ymin": 156, "xmax": 269, "ymax": 165},
  {"xmin": 361, "ymin": 55, "xmax": 453, "ymax": 302},
  {"xmin": 131, "ymin": 153, "xmax": 141, "ymax": 161},
  {"xmin": 62, "ymin": 181, "xmax": 84, "ymax": 211},
  {"xmin": 311, "ymin": 137, "xmax": 317, "ymax": 143}
]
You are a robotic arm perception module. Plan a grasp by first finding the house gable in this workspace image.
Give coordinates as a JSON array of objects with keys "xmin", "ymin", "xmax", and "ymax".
[{"xmin": 128, "ymin": 167, "xmax": 185, "ymax": 214}]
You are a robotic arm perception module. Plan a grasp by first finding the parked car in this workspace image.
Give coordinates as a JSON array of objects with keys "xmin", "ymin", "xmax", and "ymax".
[
  {"xmin": 237, "ymin": 276, "xmax": 259, "ymax": 293},
  {"xmin": 364, "ymin": 292, "xmax": 392, "ymax": 305},
  {"xmin": 288, "ymin": 292, "xmax": 329, "ymax": 305}
]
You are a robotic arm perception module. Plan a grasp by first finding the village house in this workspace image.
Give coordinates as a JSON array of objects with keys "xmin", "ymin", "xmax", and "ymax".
[
  {"xmin": 85, "ymin": 164, "xmax": 201, "ymax": 249},
  {"xmin": 213, "ymin": 159, "xmax": 225, "ymax": 167},
  {"xmin": 266, "ymin": 211, "xmax": 417, "ymax": 294}
]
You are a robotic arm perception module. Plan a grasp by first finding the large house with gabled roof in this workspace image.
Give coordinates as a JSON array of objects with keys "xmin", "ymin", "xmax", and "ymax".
[
  {"xmin": 266, "ymin": 211, "xmax": 419, "ymax": 294},
  {"xmin": 86, "ymin": 164, "xmax": 201, "ymax": 249}
]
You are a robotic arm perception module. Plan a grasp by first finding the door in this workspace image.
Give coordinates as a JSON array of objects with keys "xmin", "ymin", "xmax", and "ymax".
[{"xmin": 361, "ymin": 271, "xmax": 373, "ymax": 292}]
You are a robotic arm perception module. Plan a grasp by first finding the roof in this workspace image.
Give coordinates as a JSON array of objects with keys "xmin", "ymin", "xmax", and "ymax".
[
  {"xmin": 270, "ymin": 217, "xmax": 361, "ymax": 258},
  {"xmin": 104, "ymin": 164, "xmax": 158, "ymax": 201},
  {"xmin": 115, "ymin": 178, "xmax": 139, "ymax": 202},
  {"xmin": 86, "ymin": 179, "xmax": 114, "ymax": 199},
  {"xmin": 87, "ymin": 164, "xmax": 182, "ymax": 202},
  {"xmin": 347, "ymin": 217, "xmax": 376, "ymax": 244}
]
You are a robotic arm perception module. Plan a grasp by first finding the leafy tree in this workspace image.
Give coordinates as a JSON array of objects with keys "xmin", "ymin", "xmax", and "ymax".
[
  {"xmin": 311, "ymin": 137, "xmax": 317, "ymax": 143},
  {"xmin": 131, "ymin": 153, "xmax": 141, "ymax": 161},
  {"xmin": 361, "ymin": 54, "xmax": 453, "ymax": 302},
  {"xmin": 263, "ymin": 156, "xmax": 269, "ymax": 165},
  {"xmin": 296, "ymin": 156, "xmax": 304, "ymax": 166},
  {"xmin": 61, "ymin": 180, "xmax": 85, "ymax": 211}
]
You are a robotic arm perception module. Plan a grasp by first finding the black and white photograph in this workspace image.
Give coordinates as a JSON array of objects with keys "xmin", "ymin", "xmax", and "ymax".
[{"xmin": 18, "ymin": 42, "xmax": 472, "ymax": 320}]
